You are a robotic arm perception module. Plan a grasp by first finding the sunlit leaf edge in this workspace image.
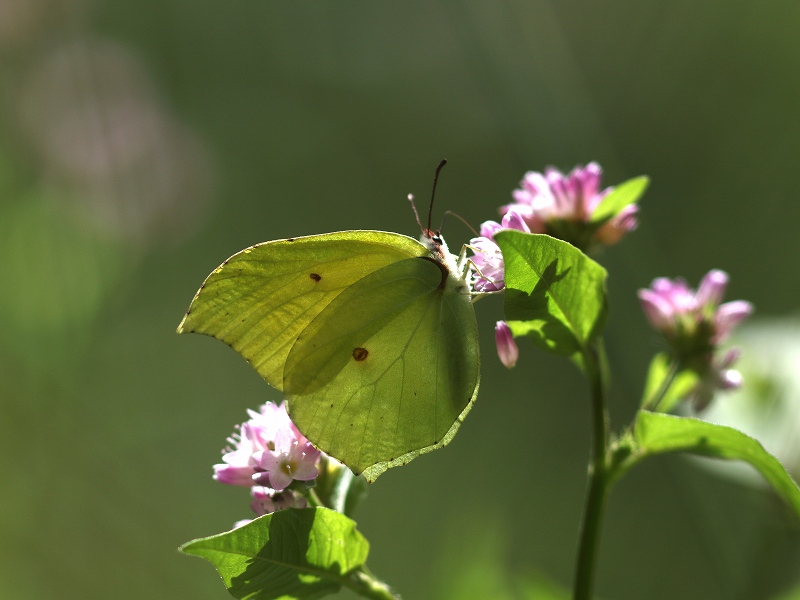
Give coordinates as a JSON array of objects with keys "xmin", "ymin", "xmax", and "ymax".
[
  {"xmin": 591, "ymin": 175, "xmax": 649, "ymax": 224},
  {"xmin": 180, "ymin": 507, "xmax": 370, "ymax": 600},
  {"xmin": 633, "ymin": 411, "xmax": 800, "ymax": 521},
  {"xmin": 495, "ymin": 230, "xmax": 608, "ymax": 354}
]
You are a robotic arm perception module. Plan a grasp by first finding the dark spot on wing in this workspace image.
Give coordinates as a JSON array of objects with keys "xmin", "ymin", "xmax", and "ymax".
[
  {"xmin": 352, "ymin": 347, "xmax": 369, "ymax": 361},
  {"xmin": 309, "ymin": 273, "xmax": 321, "ymax": 282}
]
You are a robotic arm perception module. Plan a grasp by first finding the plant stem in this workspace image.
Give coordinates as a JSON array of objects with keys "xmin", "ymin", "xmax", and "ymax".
[
  {"xmin": 295, "ymin": 484, "xmax": 324, "ymax": 508},
  {"xmin": 573, "ymin": 341, "xmax": 610, "ymax": 600},
  {"xmin": 345, "ymin": 566, "xmax": 401, "ymax": 600},
  {"xmin": 643, "ymin": 356, "xmax": 681, "ymax": 412}
]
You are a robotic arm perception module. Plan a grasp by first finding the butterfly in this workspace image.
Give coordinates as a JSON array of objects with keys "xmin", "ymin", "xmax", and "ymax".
[{"xmin": 178, "ymin": 164, "xmax": 480, "ymax": 482}]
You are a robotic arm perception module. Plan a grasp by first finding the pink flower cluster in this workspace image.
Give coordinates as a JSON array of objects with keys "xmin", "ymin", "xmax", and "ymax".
[
  {"xmin": 638, "ymin": 270, "xmax": 753, "ymax": 351},
  {"xmin": 469, "ymin": 210, "xmax": 530, "ymax": 292},
  {"xmin": 638, "ymin": 270, "xmax": 753, "ymax": 410},
  {"xmin": 233, "ymin": 486, "xmax": 307, "ymax": 529},
  {"xmin": 470, "ymin": 162, "xmax": 641, "ymax": 369},
  {"xmin": 688, "ymin": 348, "xmax": 744, "ymax": 411},
  {"xmin": 503, "ymin": 162, "xmax": 638, "ymax": 247},
  {"xmin": 469, "ymin": 162, "xmax": 638, "ymax": 294},
  {"xmin": 214, "ymin": 401, "xmax": 321, "ymax": 517}
]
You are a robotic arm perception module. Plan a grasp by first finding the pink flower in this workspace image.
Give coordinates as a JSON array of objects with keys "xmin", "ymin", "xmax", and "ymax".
[
  {"xmin": 469, "ymin": 209, "xmax": 530, "ymax": 292},
  {"xmin": 213, "ymin": 401, "xmax": 321, "ymax": 491},
  {"xmin": 689, "ymin": 348, "xmax": 745, "ymax": 412},
  {"xmin": 639, "ymin": 270, "xmax": 753, "ymax": 411},
  {"xmin": 713, "ymin": 301, "xmax": 754, "ymax": 344},
  {"xmin": 502, "ymin": 162, "xmax": 637, "ymax": 250},
  {"xmin": 213, "ymin": 420, "xmax": 267, "ymax": 487},
  {"xmin": 231, "ymin": 487, "xmax": 308, "ymax": 528},
  {"xmin": 594, "ymin": 204, "xmax": 639, "ymax": 246},
  {"xmin": 495, "ymin": 321, "xmax": 519, "ymax": 368},
  {"xmin": 638, "ymin": 270, "xmax": 754, "ymax": 353},
  {"xmin": 254, "ymin": 427, "xmax": 321, "ymax": 491},
  {"xmin": 250, "ymin": 486, "xmax": 307, "ymax": 516}
]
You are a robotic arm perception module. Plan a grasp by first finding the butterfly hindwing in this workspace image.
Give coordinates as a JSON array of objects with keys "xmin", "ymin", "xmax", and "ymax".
[{"xmin": 285, "ymin": 256, "xmax": 480, "ymax": 479}]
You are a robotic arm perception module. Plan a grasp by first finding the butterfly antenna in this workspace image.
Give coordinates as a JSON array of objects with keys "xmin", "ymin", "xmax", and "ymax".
[
  {"xmin": 407, "ymin": 194, "xmax": 424, "ymax": 232},
  {"xmin": 440, "ymin": 210, "xmax": 479, "ymax": 237},
  {"xmin": 428, "ymin": 159, "xmax": 448, "ymax": 233}
]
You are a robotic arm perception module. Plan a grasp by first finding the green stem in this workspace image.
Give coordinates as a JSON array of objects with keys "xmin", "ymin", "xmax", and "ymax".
[
  {"xmin": 573, "ymin": 340, "xmax": 610, "ymax": 600},
  {"xmin": 345, "ymin": 566, "xmax": 401, "ymax": 600},
  {"xmin": 643, "ymin": 356, "xmax": 681, "ymax": 412},
  {"xmin": 295, "ymin": 484, "xmax": 324, "ymax": 508}
]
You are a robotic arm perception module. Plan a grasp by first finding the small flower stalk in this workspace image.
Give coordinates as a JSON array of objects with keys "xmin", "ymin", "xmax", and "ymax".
[{"xmin": 638, "ymin": 269, "xmax": 754, "ymax": 410}]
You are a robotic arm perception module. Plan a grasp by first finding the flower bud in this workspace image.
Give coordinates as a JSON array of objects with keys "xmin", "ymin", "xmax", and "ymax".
[{"xmin": 495, "ymin": 321, "xmax": 519, "ymax": 369}]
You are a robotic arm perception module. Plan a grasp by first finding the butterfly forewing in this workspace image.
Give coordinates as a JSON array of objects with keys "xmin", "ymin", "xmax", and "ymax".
[
  {"xmin": 178, "ymin": 231, "xmax": 427, "ymax": 390},
  {"xmin": 283, "ymin": 258, "xmax": 443, "ymax": 395}
]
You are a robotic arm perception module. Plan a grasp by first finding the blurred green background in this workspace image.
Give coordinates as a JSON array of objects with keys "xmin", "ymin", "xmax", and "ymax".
[{"xmin": 2, "ymin": 1, "xmax": 799, "ymax": 598}]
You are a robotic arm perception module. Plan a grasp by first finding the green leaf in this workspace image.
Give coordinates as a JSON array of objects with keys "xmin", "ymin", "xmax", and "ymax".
[
  {"xmin": 641, "ymin": 352, "xmax": 701, "ymax": 412},
  {"xmin": 495, "ymin": 231, "xmax": 608, "ymax": 356},
  {"xmin": 180, "ymin": 507, "xmax": 369, "ymax": 599},
  {"xmin": 590, "ymin": 175, "xmax": 649, "ymax": 224},
  {"xmin": 634, "ymin": 412, "xmax": 800, "ymax": 520}
]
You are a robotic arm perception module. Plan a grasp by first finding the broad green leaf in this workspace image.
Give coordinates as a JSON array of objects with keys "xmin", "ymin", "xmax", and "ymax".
[
  {"xmin": 178, "ymin": 231, "xmax": 480, "ymax": 481},
  {"xmin": 634, "ymin": 412, "xmax": 800, "ymax": 520},
  {"xmin": 180, "ymin": 507, "xmax": 369, "ymax": 600},
  {"xmin": 590, "ymin": 175, "xmax": 649, "ymax": 224},
  {"xmin": 495, "ymin": 230, "xmax": 608, "ymax": 356},
  {"xmin": 641, "ymin": 352, "xmax": 701, "ymax": 412}
]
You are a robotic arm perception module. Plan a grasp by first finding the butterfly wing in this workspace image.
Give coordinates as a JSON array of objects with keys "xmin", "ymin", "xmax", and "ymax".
[
  {"xmin": 178, "ymin": 230, "xmax": 480, "ymax": 481},
  {"xmin": 177, "ymin": 231, "xmax": 428, "ymax": 390},
  {"xmin": 284, "ymin": 257, "xmax": 480, "ymax": 481}
]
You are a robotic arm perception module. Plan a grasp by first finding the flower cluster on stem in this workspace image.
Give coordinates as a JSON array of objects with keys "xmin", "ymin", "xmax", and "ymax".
[
  {"xmin": 214, "ymin": 401, "xmax": 322, "ymax": 524},
  {"xmin": 502, "ymin": 162, "xmax": 637, "ymax": 251},
  {"xmin": 470, "ymin": 162, "xmax": 639, "ymax": 368},
  {"xmin": 469, "ymin": 210, "xmax": 530, "ymax": 293},
  {"xmin": 638, "ymin": 270, "xmax": 753, "ymax": 410}
]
